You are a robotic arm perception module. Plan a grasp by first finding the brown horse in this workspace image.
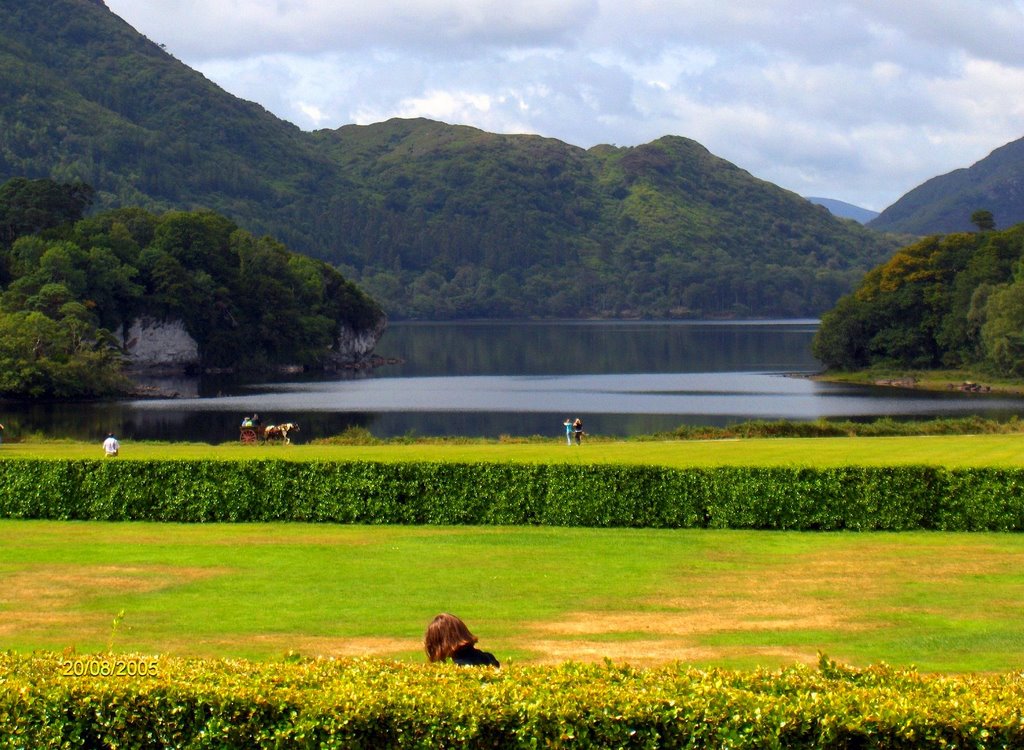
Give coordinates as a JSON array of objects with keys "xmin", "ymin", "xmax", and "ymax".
[{"xmin": 263, "ymin": 422, "xmax": 299, "ymax": 444}]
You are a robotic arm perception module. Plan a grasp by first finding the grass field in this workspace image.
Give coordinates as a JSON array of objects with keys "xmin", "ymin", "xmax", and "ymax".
[
  {"xmin": 3, "ymin": 435, "xmax": 1024, "ymax": 672},
  {"xmin": 3, "ymin": 520, "xmax": 1024, "ymax": 672},
  {"xmin": 3, "ymin": 432, "xmax": 1024, "ymax": 467}
]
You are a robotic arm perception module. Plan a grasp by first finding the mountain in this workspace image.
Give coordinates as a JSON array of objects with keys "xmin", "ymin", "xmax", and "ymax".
[
  {"xmin": 806, "ymin": 197, "xmax": 879, "ymax": 224},
  {"xmin": 312, "ymin": 121, "xmax": 900, "ymax": 318},
  {"xmin": 0, "ymin": 0, "xmax": 901, "ymax": 319},
  {"xmin": 0, "ymin": 0, "xmax": 346, "ymax": 254},
  {"xmin": 869, "ymin": 136, "xmax": 1024, "ymax": 235}
]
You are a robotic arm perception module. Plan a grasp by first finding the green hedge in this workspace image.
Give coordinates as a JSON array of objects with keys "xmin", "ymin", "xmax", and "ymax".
[
  {"xmin": 1, "ymin": 459, "xmax": 1023, "ymax": 530},
  {"xmin": 2, "ymin": 654, "xmax": 1023, "ymax": 748}
]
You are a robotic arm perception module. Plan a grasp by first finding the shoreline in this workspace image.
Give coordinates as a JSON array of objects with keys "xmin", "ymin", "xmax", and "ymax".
[
  {"xmin": 809, "ymin": 369, "xmax": 1024, "ymax": 397},
  {"xmin": 124, "ymin": 354, "xmax": 405, "ymax": 399}
]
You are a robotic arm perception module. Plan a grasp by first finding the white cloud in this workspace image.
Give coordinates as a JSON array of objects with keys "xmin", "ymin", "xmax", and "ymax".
[
  {"xmin": 102, "ymin": 0, "xmax": 1024, "ymax": 210},
  {"xmin": 297, "ymin": 102, "xmax": 328, "ymax": 128},
  {"xmin": 107, "ymin": 0, "xmax": 600, "ymax": 57},
  {"xmin": 355, "ymin": 90, "xmax": 494, "ymax": 126}
]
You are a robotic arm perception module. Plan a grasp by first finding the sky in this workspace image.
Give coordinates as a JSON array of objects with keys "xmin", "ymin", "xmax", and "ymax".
[{"xmin": 102, "ymin": 0, "xmax": 1024, "ymax": 212}]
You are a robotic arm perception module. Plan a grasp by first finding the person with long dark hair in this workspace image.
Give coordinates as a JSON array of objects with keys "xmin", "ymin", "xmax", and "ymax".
[{"xmin": 424, "ymin": 613, "xmax": 499, "ymax": 667}]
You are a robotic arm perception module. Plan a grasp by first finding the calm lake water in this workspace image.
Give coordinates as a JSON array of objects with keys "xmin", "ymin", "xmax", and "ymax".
[{"xmin": 5, "ymin": 320, "xmax": 1024, "ymax": 442}]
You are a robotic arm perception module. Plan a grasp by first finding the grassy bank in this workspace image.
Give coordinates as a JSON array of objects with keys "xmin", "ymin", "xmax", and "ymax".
[
  {"xmin": 3, "ymin": 521, "xmax": 1024, "ymax": 671},
  {"xmin": 3, "ymin": 432, "xmax": 1024, "ymax": 467},
  {"xmin": 321, "ymin": 416, "xmax": 1024, "ymax": 443}
]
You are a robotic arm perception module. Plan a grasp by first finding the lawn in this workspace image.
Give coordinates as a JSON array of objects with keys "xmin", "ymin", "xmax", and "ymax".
[
  {"xmin": 4, "ymin": 435, "xmax": 1023, "ymax": 673},
  {"xmin": 3, "ymin": 433, "xmax": 1024, "ymax": 467},
  {"xmin": 3, "ymin": 520, "xmax": 1024, "ymax": 672}
]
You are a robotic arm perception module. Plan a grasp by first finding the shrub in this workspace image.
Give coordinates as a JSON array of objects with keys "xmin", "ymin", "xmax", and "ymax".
[
  {"xmin": 2, "ymin": 653, "xmax": 1023, "ymax": 748},
  {"xmin": 1, "ymin": 459, "xmax": 1024, "ymax": 530}
]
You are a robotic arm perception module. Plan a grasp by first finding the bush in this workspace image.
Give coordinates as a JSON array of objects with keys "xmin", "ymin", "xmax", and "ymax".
[
  {"xmin": 2, "ymin": 459, "xmax": 1024, "ymax": 530},
  {"xmin": 657, "ymin": 416, "xmax": 1024, "ymax": 441},
  {"xmin": 2, "ymin": 653, "xmax": 1023, "ymax": 748}
]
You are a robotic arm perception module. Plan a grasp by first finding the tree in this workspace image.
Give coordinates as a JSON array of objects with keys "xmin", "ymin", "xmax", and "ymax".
[
  {"xmin": 811, "ymin": 294, "xmax": 875, "ymax": 370},
  {"xmin": 0, "ymin": 178, "xmax": 94, "ymax": 249},
  {"xmin": 0, "ymin": 310, "xmax": 126, "ymax": 398},
  {"xmin": 971, "ymin": 210, "xmax": 995, "ymax": 232},
  {"xmin": 813, "ymin": 224, "xmax": 1024, "ymax": 374},
  {"xmin": 980, "ymin": 278, "xmax": 1024, "ymax": 375}
]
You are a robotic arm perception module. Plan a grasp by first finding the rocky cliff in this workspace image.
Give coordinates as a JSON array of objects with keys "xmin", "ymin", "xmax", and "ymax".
[
  {"xmin": 326, "ymin": 316, "xmax": 388, "ymax": 370},
  {"xmin": 120, "ymin": 318, "xmax": 200, "ymax": 373},
  {"xmin": 120, "ymin": 316, "xmax": 386, "ymax": 373}
]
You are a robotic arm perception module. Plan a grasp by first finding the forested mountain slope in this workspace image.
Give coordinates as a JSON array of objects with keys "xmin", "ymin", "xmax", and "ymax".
[
  {"xmin": 0, "ymin": 0, "xmax": 345, "ymax": 255},
  {"xmin": 313, "ymin": 122, "xmax": 897, "ymax": 318},
  {"xmin": 1, "ymin": 0, "xmax": 900, "ymax": 319},
  {"xmin": 870, "ymin": 136, "xmax": 1024, "ymax": 235}
]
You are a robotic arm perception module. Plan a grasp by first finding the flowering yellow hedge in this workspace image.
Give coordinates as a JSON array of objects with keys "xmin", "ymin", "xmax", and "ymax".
[{"xmin": 2, "ymin": 653, "xmax": 1023, "ymax": 748}]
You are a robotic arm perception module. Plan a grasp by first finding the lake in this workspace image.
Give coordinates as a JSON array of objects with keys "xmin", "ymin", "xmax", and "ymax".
[{"xmin": 4, "ymin": 320, "xmax": 1024, "ymax": 443}]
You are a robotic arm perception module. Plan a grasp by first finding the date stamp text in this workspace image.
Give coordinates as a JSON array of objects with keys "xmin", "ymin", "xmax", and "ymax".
[{"xmin": 60, "ymin": 657, "xmax": 160, "ymax": 678}]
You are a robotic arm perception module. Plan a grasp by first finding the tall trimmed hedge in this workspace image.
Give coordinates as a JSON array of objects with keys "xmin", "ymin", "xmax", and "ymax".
[
  {"xmin": 3, "ymin": 654, "xmax": 1024, "ymax": 748},
  {"xmin": 1, "ymin": 459, "xmax": 1023, "ymax": 530}
]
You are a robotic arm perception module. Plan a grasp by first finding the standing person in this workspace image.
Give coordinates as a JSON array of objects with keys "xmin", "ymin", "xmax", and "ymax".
[
  {"xmin": 573, "ymin": 417, "xmax": 584, "ymax": 445},
  {"xmin": 563, "ymin": 418, "xmax": 573, "ymax": 446},
  {"xmin": 424, "ymin": 613, "xmax": 500, "ymax": 667},
  {"xmin": 0, "ymin": 423, "xmax": 4, "ymax": 445},
  {"xmin": 102, "ymin": 433, "xmax": 120, "ymax": 457}
]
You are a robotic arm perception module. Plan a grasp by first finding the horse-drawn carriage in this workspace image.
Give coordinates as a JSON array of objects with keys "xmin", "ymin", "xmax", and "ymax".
[{"xmin": 239, "ymin": 416, "xmax": 298, "ymax": 444}]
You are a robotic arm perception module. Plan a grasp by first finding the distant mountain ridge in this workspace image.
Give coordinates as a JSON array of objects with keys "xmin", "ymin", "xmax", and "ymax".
[
  {"xmin": 869, "ymin": 136, "xmax": 1024, "ymax": 235},
  {"xmin": 806, "ymin": 197, "xmax": 879, "ymax": 224},
  {"xmin": 0, "ymin": 0, "xmax": 900, "ymax": 319}
]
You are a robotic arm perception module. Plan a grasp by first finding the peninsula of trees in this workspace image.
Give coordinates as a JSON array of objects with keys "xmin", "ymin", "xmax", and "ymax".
[
  {"xmin": 813, "ymin": 220, "xmax": 1024, "ymax": 377},
  {"xmin": 0, "ymin": 177, "xmax": 385, "ymax": 399}
]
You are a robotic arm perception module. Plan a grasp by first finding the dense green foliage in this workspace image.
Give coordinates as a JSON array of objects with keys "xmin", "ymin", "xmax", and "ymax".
[
  {"xmin": 1, "ymin": 459, "xmax": 1023, "ymax": 530},
  {"xmin": 0, "ymin": 177, "xmax": 129, "ymax": 396},
  {"xmin": 0, "ymin": 176, "xmax": 94, "ymax": 250},
  {"xmin": 0, "ymin": 0, "xmax": 900, "ymax": 319},
  {"xmin": 0, "ymin": 178, "xmax": 384, "ymax": 397},
  {"xmin": 317, "ymin": 416, "xmax": 1024, "ymax": 444},
  {"xmin": 3, "ymin": 653, "xmax": 1024, "ymax": 748},
  {"xmin": 813, "ymin": 224, "xmax": 1024, "ymax": 374},
  {"xmin": 0, "ymin": 310, "xmax": 128, "ymax": 398},
  {"xmin": 871, "ymin": 135, "xmax": 1024, "ymax": 234}
]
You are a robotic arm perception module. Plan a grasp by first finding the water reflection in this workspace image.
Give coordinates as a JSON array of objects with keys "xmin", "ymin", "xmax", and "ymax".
[
  {"xmin": 375, "ymin": 319, "xmax": 822, "ymax": 376},
  {"xmin": 2, "ymin": 320, "xmax": 1023, "ymax": 442}
]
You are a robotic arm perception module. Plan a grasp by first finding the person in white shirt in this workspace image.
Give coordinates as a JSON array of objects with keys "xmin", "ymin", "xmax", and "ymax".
[{"xmin": 103, "ymin": 433, "xmax": 120, "ymax": 457}]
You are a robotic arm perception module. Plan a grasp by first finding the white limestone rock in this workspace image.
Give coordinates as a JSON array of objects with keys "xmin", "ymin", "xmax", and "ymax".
[
  {"xmin": 328, "ymin": 316, "xmax": 387, "ymax": 368},
  {"xmin": 120, "ymin": 317, "xmax": 200, "ymax": 371}
]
